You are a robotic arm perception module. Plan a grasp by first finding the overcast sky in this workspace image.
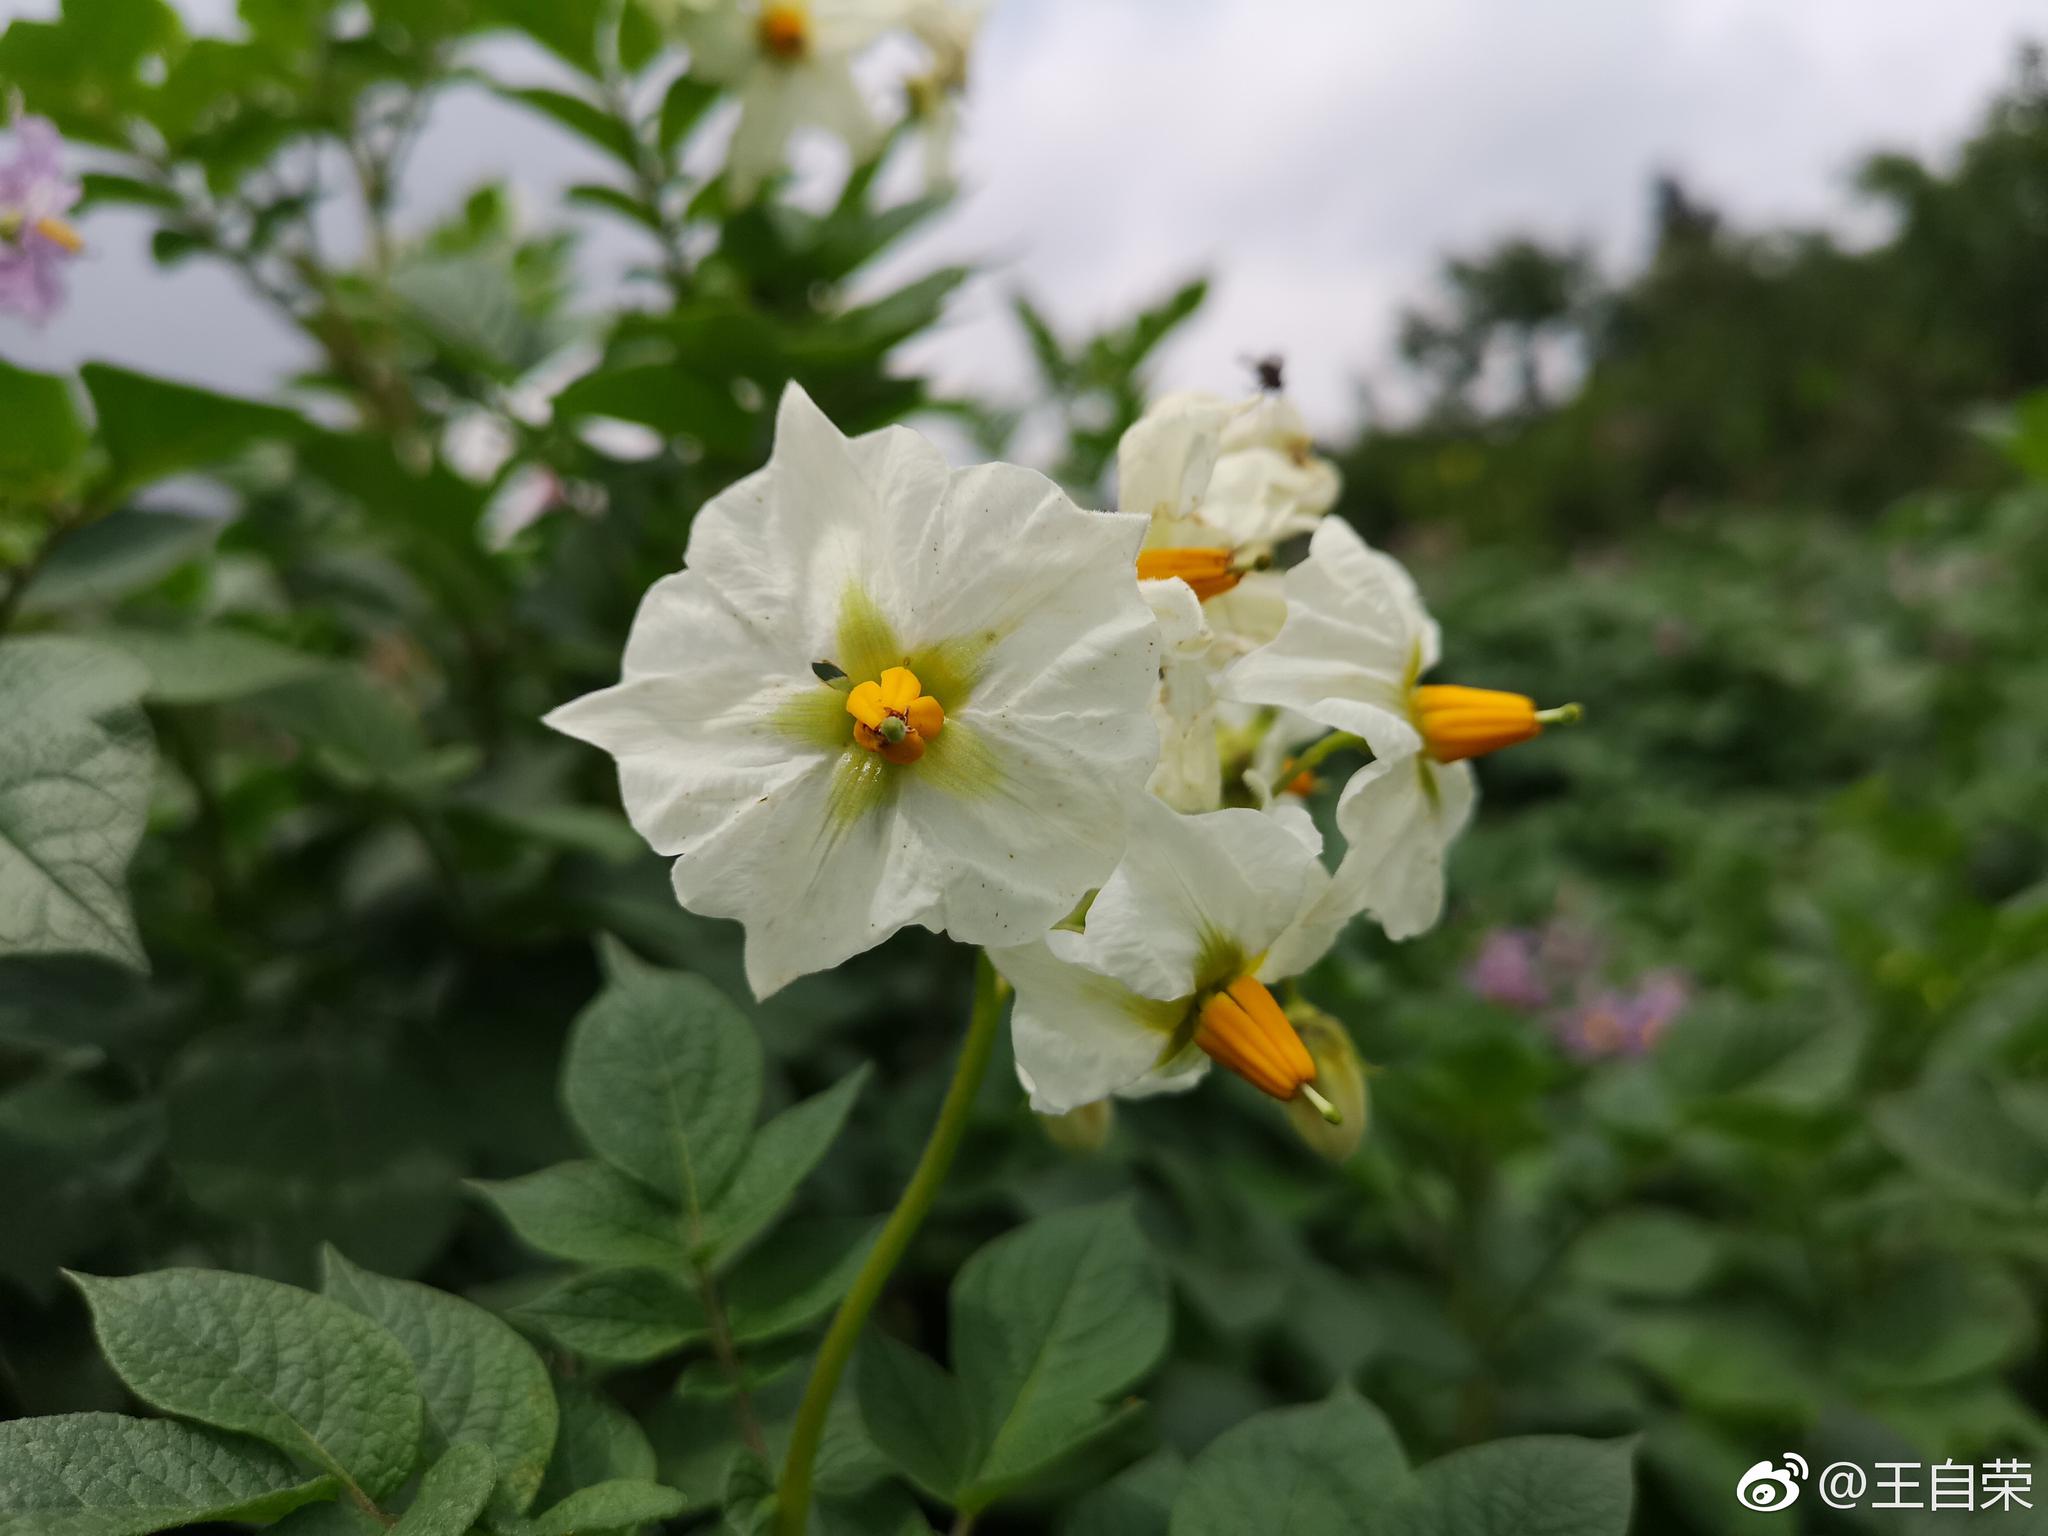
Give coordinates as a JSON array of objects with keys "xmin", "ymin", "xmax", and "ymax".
[{"xmin": 2, "ymin": 0, "xmax": 2042, "ymax": 434}]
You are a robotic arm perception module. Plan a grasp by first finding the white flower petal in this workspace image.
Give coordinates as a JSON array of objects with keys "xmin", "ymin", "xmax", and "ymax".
[
  {"xmin": 549, "ymin": 384, "xmax": 1162, "ymax": 995},
  {"xmin": 1143, "ymin": 578, "xmax": 1223, "ymax": 812},
  {"xmin": 1225, "ymin": 516, "xmax": 1436, "ymax": 761},
  {"xmin": 1118, "ymin": 392, "xmax": 1234, "ymax": 526},
  {"xmin": 1315, "ymin": 753, "xmax": 1477, "ymax": 943},
  {"xmin": 727, "ymin": 71, "xmax": 807, "ymax": 201},
  {"xmin": 995, "ymin": 938, "xmax": 1184, "ymax": 1114},
  {"xmin": 1065, "ymin": 794, "xmax": 1324, "ymax": 1001}
]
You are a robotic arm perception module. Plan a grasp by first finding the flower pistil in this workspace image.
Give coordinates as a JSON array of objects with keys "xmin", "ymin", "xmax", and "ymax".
[{"xmin": 846, "ymin": 664, "xmax": 945, "ymax": 765}]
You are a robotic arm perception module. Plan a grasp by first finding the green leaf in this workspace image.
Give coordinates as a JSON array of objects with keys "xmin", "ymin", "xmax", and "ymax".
[
  {"xmin": 514, "ymin": 1268, "xmax": 707, "ymax": 1367},
  {"xmin": 724, "ymin": 1218, "xmax": 876, "ymax": 1345},
  {"xmin": 0, "ymin": 1413, "xmax": 337, "ymax": 1536},
  {"xmin": 243, "ymin": 670, "xmax": 443, "ymax": 791},
  {"xmin": 76, "ymin": 172, "xmax": 182, "ymax": 211},
  {"xmin": 1836, "ymin": 1252, "xmax": 2035, "ymax": 1390},
  {"xmin": 1873, "ymin": 1073, "xmax": 2048, "ymax": 1209},
  {"xmin": 0, "ymin": 637, "xmax": 155, "ymax": 969},
  {"xmin": 950, "ymin": 1202, "xmax": 1171, "ymax": 1504},
  {"xmin": 1171, "ymin": 1393, "xmax": 1409, "ymax": 1536},
  {"xmin": 98, "ymin": 625, "xmax": 330, "ymax": 704},
  {"xmin": 0, "ymin": 359, "xmax": 88, "ymax": 487},
  {"xmin": 473, "ymin": 0, "xmax": 600, "ymax": 72},
  {"xmin": 389, "ymin": 1442, "xmax": 495, "ymax": 1536},
  {"xmin": 1568, "ymin": 1210, "xmax": 1723, "ymax": 1299},
  {"xmin": 1384, "ymin": 1437, "xmax": 1635, "ymax": 1536},
  {"xmin": 1064, "ymin": 1449, "xmax": 1184, "ymax": 1536},
  {"xmin": 80, "ymin": 364, "xmax": 303, "ymax": 489},
  {"xmin": 565, "ymin": 183, "xmax": 663, "ymax": 233},
  {"xmin": 697, "ymin": 1066, "xmax": 870, "ymax": 1266},
  {"xmin": 563, "ymin": 944, "xmax": 762, "ymax": 1210},
  {"xmin": 659, "ymin": 74, "xmax": 719, "ymax": 151},
  {"xmin": 166, "ymin": 1036, "xmax": 461, "ymax": 1283},
  {"xmin": 854, "ymin": 1331, "xmax": 972, "ymax": 1502},
  {"xmin": 68, "ymin": 1268, "xmax": 425, "ymax": 1501},
  {"xmin": 497, "ymin": 87, "xmax": 638, "ymax": 164},
  {"xmin": 553, "ymin": 362, "xmax": 755, "ymax": 456},
  {"xmin": 536, "ymin": 1378, "xmax": 656, "ymax": 1509},
  {"xmin": 525, "ymin": 1479, "xmax": 687, "ymax": 1536},
  {"xmin": 21, "ymin": 510, "xmax": 219, "ymax": 612},
  {"xmin": 321, "ymin": 1248, "xmax": 558, "ymax": 1516},
  {"xmin": 472, "ymin": 1160, "xmax": 689, "ymax": 1271}
]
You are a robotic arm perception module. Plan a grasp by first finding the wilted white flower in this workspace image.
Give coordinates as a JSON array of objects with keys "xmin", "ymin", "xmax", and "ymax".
[
  {"xmin": 686, "ymin": 0, "xmax": 909, "ymax": 203},
  {"xmin": 547, "ymin": 384, "xmax": 1160, "ymax": 996},
  {"xmin": 992, "ymin": 794, "xmax": 1348, "ymax": 1121},
  {"xmin": 1229, "ymin": 516, "xmax": 1577, "ymax": 939}
]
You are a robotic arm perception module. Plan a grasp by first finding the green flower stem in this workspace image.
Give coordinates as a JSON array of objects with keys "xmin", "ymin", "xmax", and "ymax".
[
  {"xmin": 775, "ymin": 952, "xmax": 1005, "ymax": 1536},
  {"xmin": 1287, "ymin": 729, "xmax": 1367, "ymax": 781}
]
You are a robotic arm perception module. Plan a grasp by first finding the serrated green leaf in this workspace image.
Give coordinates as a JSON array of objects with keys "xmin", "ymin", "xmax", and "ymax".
[
  {"xmin": 0, "ymin": 1413, "xmax": 338, "ymax": 1536},
  {"xmin": 698, "ymin": 1066, "xmax": 870, "ymax": 1267},
  {"xmin": 563, "ymin": 945, "xmax": 762, "ymax": 1210},
  {"xmin": 1383, "ymin": 1437, "xmax": 1635, "ymax": 1536},
  {"xmin": 389, "ymin": 1442, "xmax": 495, "ymax": 1536},
  {"xmin": 950, "ymin": 1202, "xmax": 1171, "ymax": 1504},
  {"xmin": 98, "ymin": 625, "xmax": 329, "ymax": 704},
  {"xmin": 854, "ymin": 1332, "xmax": 971, "ymax": 1502},
  {"xmin": 0, "ymin": 637, "xmax": 155, "ymax": 969},
  {"xmin": 80, "ymin": 364, "xmax": 303, "ymax": 489},
  {"xmin": 0, "ymin": 359, "xmax": 87, "ymax": 486},
  {"xmin": 69, "ymin": 1268, "xmax": 425, "ymax": 1502},
  {"xmin": 1170, "ymin": 1393, "xmax": 1409, "ymax": 1536},
  {"xmin": 320, "ymin": 1248, "xmax": 558, "ymax": 1516},
  {"xmin": 514, "ymin": 1268, "xmax": 707, "ymax": 1366},
  {"xmin": 525, "ymin": 1478, "xmax": 687, "ymax": 1536},
  {"xmin": 472, "ymin": 1159, "xmax": 689, "ymax": 1271}
]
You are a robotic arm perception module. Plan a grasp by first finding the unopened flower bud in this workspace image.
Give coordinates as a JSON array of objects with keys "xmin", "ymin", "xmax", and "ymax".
[
  {"xmin": 1282, "ymin": 1001, "xmax": 1369, "ymax": 1161},
  {"xmin": 1038, "ymin": 1098, "xmax": 1114, "ymax": 1153}
]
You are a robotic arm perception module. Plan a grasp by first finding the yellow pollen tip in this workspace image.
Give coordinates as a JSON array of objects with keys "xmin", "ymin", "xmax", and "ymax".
[
  {"xmin": 846, "ymin": 666, "xmax": 943, "ymax": 765},
  {"xmin": 757, "ymin": 2, "xmax": 810, "ymax": 59},
  {"xmin": 1411, "ymin": 683, "xmax": 1554, "ymax": 764},
  {"xmin": 1194, "ymin": 976, "xmax": 1317, "ymax": 1101},
  {"xmin": 32, "ymin": 216, "xmax": 83, "ymax": 254},
  {"xmin": 1136, "ymin": 547, "xmax": 1242, "ymax": 602}
]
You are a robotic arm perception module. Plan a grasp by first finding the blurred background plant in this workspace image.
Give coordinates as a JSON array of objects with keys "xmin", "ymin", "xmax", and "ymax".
[{"xmin": 1, "ymin": 2, "xmax": 2046, "ymax": 1533}]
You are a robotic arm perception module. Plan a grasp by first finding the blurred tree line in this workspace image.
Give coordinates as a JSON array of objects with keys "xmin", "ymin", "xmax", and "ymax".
[{"xmin": 1346, "ymin": 45, "xmax": 2048, "ymax": 546}]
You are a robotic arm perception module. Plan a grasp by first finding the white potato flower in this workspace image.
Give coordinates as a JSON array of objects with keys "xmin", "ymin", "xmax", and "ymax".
[
  {"xmin": 991, "ymin": 794, "xmax": 1348, "ymax": 1121},
  {"xmin": 905, "ymin": 0, "xmax": 985, "ymax": 188},
  {"xmin": 685, "ymin": 0, "xmax": 910, "ymax": 203},
  {"xmin": 1117, "ymin": 387, "xmax": 1334, "ymax": 808},
  {"xmin": 1228, "ymin": 516, "xmax": 1577, "ymax": 939},
  {"xmin": 547, "ymin": 384, "xmax": 1161, "ymax": 996}
]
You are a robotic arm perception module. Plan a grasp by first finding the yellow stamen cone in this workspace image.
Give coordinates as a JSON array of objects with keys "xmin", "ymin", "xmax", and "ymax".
[{"xmin": 1195, "ymin": 976, "xmax": 1317, "ymax": 1100}]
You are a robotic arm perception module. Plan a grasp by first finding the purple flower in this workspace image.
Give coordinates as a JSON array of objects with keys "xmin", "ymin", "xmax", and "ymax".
[
  {"xmin": 1553, "ymin": 969, "xmax": 1690, "ymax": 1060},
  {"xmin": 0, "ymin": 116, "xmax": 83, "ymax": 324},
  {"xmin": 1465, "ymin": 928, "xmax": 1549, "ymax": 1010}
]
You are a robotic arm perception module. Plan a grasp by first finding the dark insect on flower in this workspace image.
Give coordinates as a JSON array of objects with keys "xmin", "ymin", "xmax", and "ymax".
[{"xmin": 1249, "ymin": 354, "xmax": 1286, "ymax": 392}]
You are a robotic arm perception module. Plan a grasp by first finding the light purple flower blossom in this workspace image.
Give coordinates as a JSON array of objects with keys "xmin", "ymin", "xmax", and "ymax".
[
  {"xmin": 0, "ymin": 116, "xmax": 83, "ymax": 324},
  {"xmin": 1553, "ymin": 969, "xmax": 1689, "ymax": 1060},
  {"xmin": 1465, "ymin": 928, "xmax": 1549, "ymax": 1010}
]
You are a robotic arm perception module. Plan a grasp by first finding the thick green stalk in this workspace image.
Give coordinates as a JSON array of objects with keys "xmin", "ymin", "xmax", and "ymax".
[{"xmin": 775, "ymin": 953, "xmax": 1004, "ymax": 1536}]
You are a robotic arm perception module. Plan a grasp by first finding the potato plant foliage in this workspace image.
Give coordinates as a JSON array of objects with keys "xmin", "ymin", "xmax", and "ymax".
[{"xmin": 2, "ymin": 4, "xmax": 2048, "ymax": 1534}]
